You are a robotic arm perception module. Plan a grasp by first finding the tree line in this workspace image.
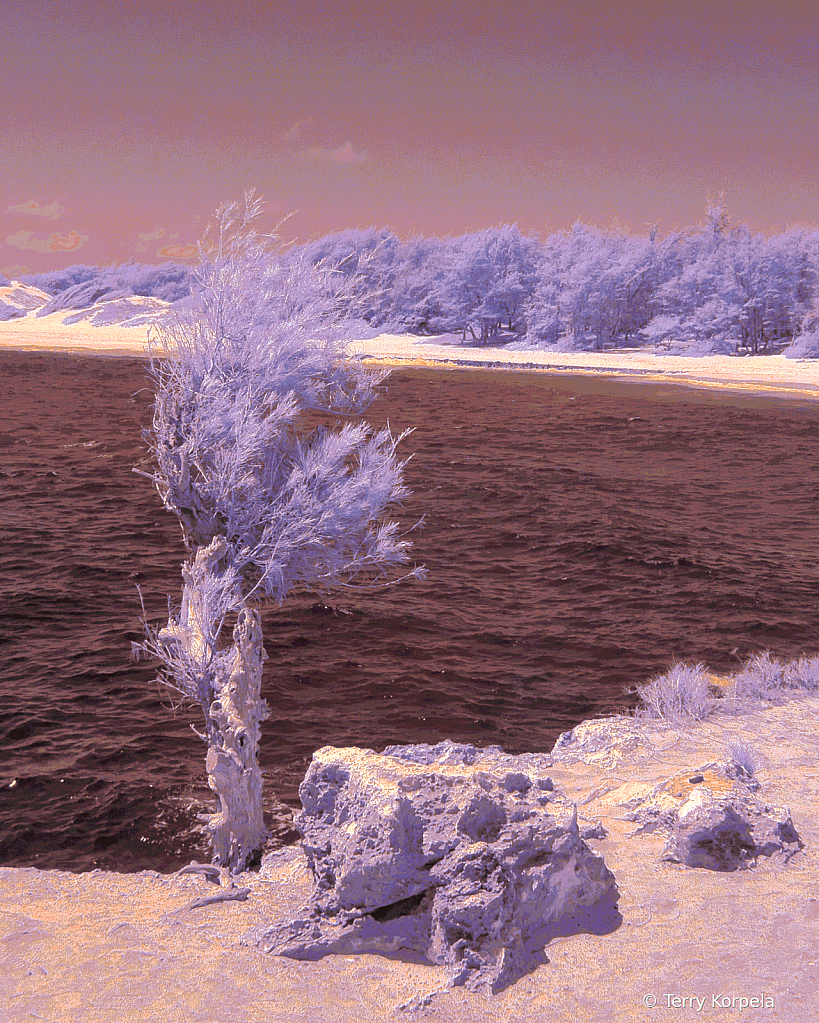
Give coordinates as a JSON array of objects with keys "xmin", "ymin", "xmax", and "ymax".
[
  {"xmin": 18, "ymin": 196, "xmax": 819, "ymax": 357},
  {"xmin": 291, "ymin": 197, "xmax": 819, "ymax": 357}
]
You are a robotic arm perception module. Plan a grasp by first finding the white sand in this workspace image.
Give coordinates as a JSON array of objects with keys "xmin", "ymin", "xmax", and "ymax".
[
  {"xmin": 0, "ymin": 310, "xmax": 159, "ymax": 357},
  {"xmin": 2, "ymin": 315, "xmax": 819, "ymax": 399},
  {"xmin": 348, "ymin": 334, "xmax": 819, "ymax": 400}
]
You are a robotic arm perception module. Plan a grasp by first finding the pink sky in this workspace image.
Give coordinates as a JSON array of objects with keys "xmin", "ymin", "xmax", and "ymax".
[{"xmin": 2, "ymin": 0, "xmax": 817, "ymax": 275}]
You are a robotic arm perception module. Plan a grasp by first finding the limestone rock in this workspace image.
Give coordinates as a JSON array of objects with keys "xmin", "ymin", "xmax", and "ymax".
[
  {"xmin": 662, "ymin": 788, "xmax": 803, "ymax": 871},
  {"xmin": 623, "ymin": 761, "xmax": 756, "ymax": 836},
  {"xmin": 550, "ymin": 716, "xmax": 648, "ymax": 768},
  {"xmin": 622, "ymin": 760, "xmax": 803, "ymax": 870},
  {"xmin": 254, "ymin": 740, "xmax": 619, "ymax": 993}
]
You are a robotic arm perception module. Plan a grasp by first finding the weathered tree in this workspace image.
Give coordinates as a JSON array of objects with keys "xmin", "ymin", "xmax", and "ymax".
[{"xmin": 133, "ymin": 191, "xmax": 424, "ymax": 873}]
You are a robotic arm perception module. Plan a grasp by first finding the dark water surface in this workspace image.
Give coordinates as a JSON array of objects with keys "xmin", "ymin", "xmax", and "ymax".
[{"xmin": 2, "ymin": 351, "xmax": 819, "ymax": 872}]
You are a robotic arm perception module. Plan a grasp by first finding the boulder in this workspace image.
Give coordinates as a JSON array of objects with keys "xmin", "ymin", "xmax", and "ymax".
[
  {"xmin": 622, "ymin": 761, "xmax": 803, "ymax": 870},
  {"xmin": 550, "ymin": 716, "xmax": 649, "ymax": 768},
  {"xmin": 662, "ymin": 788, "xmax": 803, "ymax": 871},
  {"xmin": 254, "ymin": 740, "xmax": 619, "ymax": 993}
]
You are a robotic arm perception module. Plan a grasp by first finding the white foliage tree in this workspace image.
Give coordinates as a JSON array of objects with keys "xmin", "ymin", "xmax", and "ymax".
[
  {"xmin": 645, "ymin": 206, "xmax": 815, "ymax": 355},
  {"xmin": 133, "ymin": 192, "xmax": 425, "ymax": 873},
  {"xmin": 551, "ymin": 224, "xmax": 658, "ymax": 351},
  {"xmin": 244, "ymin": 203, "xmax": 819, "ymax": 359},
  {"xmin": 520, "ymin": 238, "xmax": 561, "ymax": 348},
  {"xmin": 388, "ymin": 235, "xmax": 449, "ymax": 334},
  {"xmin": 435, "ymin": 226, "xmax": 540, "ymax": 343},
  {"xmin": 730, "ymin": 227, "xmax": 814, "ymax": 353},
  {"xmin": 294, "ymin": 227, "xmax": 401, "ymax": 327},
  {"xmin": 645, "ymin": 208, "xmax": 740, "ymax": 353}
]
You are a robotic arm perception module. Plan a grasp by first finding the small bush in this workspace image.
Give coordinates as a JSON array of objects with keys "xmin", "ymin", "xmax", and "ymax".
[
  {"xmin": 781, "ymin": 655, "xmax": 819, "ymax": 691},
  {"xmin": 635, "ymin": 662, "xmax": 715, "ymax": 723},
  {"xmin": 784, "ymin": 330, "xmax": 819, "ymax": 359},
  {"xmin": 724, "ymin": 738, "xmax": 760, "ymax": 777},
  {"xmin": 729, "ymin": 651, "xmax": 785, "ymax": 705}
]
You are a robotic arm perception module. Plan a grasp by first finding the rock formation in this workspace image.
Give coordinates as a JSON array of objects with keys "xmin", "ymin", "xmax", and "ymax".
[
  {"xmin": 622, "ymin": 760, "xmax": 803, "ymax": 870},
  {"xmin": 253, "ymin": 740, "xmax": 619, "ymax": 993},
  {"xmin": 549, "ymin": 715, "xmax": 650, "ymax": 768}
]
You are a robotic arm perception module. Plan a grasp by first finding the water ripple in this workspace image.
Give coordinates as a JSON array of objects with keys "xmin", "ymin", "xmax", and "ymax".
[{"xmin": 1, "ymin": 354, "xmax": 819, "ymax": 871}]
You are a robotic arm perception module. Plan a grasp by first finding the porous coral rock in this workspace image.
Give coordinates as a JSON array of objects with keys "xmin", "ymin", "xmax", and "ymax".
[
  {"xmin": 550, "ymin": 715, "xmax": 649, "ymax": 768},
  {"xmin": 662, "ymin": 789, "xmax": 803, "ymax": 870},
  {"xmin": 254, "ymin": 740, "xmax": 618, "ymax": 993},
  {"xmin": 622, "ymin": 760, "xmax": 802, "ymax": 869}
]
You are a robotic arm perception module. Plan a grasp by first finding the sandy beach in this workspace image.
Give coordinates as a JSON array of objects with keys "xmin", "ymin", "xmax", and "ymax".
[
  {"xmin": 2, "ymin": 315, "xmax": 818, "ymax": 1021},
  {"xmin": 349, "ymin": 334, "xmax": 819, "ymax": 401},
  {"xmin": 2, "ymin": 313, "xmax": 819, "ymax": 400}
]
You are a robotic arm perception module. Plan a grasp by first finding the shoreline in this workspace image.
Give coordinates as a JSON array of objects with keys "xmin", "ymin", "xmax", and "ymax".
[
  {"xmin": 348, "ymin": 333, "xmax": 819, "ymax": 400},
  {"xmin": 2, "ymin": 315, "xmax": 819, "ymax": 399},
  {"xmin": 2, "ymin": 692, "xmax": 817, "ymax": 1021}
]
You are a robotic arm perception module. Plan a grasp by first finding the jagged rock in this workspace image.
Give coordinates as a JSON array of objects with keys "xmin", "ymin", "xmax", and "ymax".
[
  {"xmin": 254, "ymin": 740, "xmax": 619, "ymax": 993},
  {"xmin": 623, "ymin": 761, "xmax": 756, "ymax": 836},
  {"xmin": 550, "ymin": 716, "xmax": 648, "ymax": 768},
  {"xmin": 622, "ymin": 761, "xmax": 802, "ymax": 870},
  {"xmin": 662, "ymin": 789, "xmax": 803, "ymax": 871},
  {"xmin": 580, "ymin": 819, "xmax": 608, "ymax": 841}
]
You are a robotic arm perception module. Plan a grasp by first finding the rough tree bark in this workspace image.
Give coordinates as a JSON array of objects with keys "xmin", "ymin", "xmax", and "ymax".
[
  {"xmin": 157, "ymin": 536, "xmax": 271, "ymax": 873},
  {"xmin": 204, "ymin": 607, "xmax": 269, "ymax": 870}
]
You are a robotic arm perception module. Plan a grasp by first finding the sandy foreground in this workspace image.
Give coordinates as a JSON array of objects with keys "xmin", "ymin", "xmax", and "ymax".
[
  {"xmin": 2, "ymin": 313, "xmax": 819, "ymax": 399},
  {"xmin": 2, "ymin": 315, "xmax": 819, "ymax": 1020},
  {"xmin": 2, "ymin": 697, "xmax": 819, "ymax": 1023}
]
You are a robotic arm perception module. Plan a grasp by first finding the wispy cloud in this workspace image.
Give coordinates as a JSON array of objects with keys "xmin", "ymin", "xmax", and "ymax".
[
  {"xmin": 7, "ymin": 199, "xmax": 64, "ymax": 220},
  {"xmin": 281, "ymin": 120, "xmax": 367, "ymax": 166},
  {"xmin": 308, "ymin": 141, "xmax": 367, "ymax": 166},
  {"xmin": 281, "ymin": 118, "xmax": 314, "ymax": 143},
  {"xmin": 50, "ymin": 231, "xmax": 87, "ymax": 251},
  {"xmin": 6, "ymin": 230, "xmax": 88, "ymax": 253},
  {"xmin": 136, "ymin": 227, "xmax": 166, "ymax": 254},
  {"xmin": 157, "ymin": 243, "xmax": 198, "ymax": 259},
  {"xmin": 1, "ymin": 264, "xmax": 32, "ymax": 280}
]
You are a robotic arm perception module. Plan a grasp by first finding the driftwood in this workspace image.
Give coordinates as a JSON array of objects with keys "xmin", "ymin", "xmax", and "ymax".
[
  {"xmin": 185, "ymin": 883, "xmax": 251, "ymax": 911},
  {"xmin": 173, "ymin": 862, "xmax": 222, "ymax": 885}
]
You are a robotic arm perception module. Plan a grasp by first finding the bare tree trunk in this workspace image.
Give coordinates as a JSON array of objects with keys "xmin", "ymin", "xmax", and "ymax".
[
  {"xmin": 205, "ymin": 607, "xmax": 270, "ymax": 872},
  {"xmin": 157, "ymin": 537, "xmax": 270, "ymax": 874}
]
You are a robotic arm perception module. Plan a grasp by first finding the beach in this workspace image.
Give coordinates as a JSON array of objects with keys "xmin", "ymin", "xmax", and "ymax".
[
  {"xmin": 2, "ymin": 312, "xmax": 819, "ymax": 400},
  {"xmin": 2, "ymin": 316, "xmax": 818, "ymax": 1021}
]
